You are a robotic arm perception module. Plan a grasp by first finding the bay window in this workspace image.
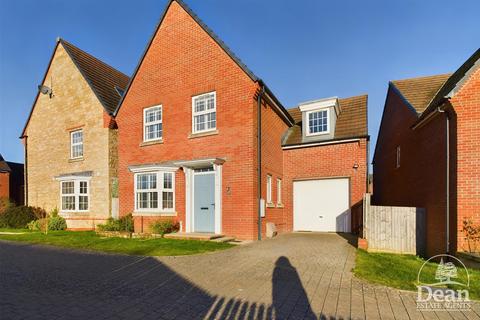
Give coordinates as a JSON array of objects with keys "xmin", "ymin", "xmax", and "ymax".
[
  {"xmin": 135, "ymin": 171, "xmax": 175, "ymax": 212},
  {"xmin": 61, "ymin": 180, "xmax": 89, "ymax": 212}
]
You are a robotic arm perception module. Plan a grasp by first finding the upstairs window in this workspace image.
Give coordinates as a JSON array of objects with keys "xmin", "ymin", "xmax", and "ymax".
[
  {"xmin": 135, "ymin": 171, "xmax": 175, "ymax": 212},
  {"xmin": 192, "ymin": 92, "xmax": 216, "ymax": 134},
  {"xmin": 277, "ymin": 178, "xmax": 282, "ymax": 205},
  {"xmin": 307, "ymin": 109, "xmax": 329, "ymax": 136},
  {"xmin": 70, "ymin": 130, "xmax": 83, "ymax": 159},
  {"xmin": 266, "ymin": 174, "xmax": 272, "ymax": 204},
  {"xmin": 144, "ymin": 105, "xmax": 163, "ymax": 142},
  {"xmin": 61, "ymin": 180, "xmax": 89, "ymax": 212},
  {"xmin": 396, "ymin": 146, "xmax": 401, "ymax": 168}
]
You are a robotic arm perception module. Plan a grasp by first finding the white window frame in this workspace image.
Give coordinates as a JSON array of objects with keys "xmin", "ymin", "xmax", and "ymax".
[
  {"xmin": 70, "ymin": 129, "xmax": 84, "ymax": 159},
  {"xmin": 143, "ymin": 105, "xmax": 163, "ymax": 142},
  {"xmin": 276, "ymin": 178, "xmax": 282, "ymax": 205},
  {"xmin": 192, "ymin": 91, "xmax": 217, "ymax": 134},
  {"xmin": 60, "ymin": 179, "xmax": 89, "ymax": 212},
  {"xmin": 306, "ymin": 109, "xmax": 329, "ymax": 136},
  {"xmin": 396, "ymin": 146, "xmax": 401, "ymax": 168},
  {"xmin": 134, "ymin": 171, "xmax": 175, "ymax": 213},
  {"xmin": 266, "ymin": 174, "xmax": 273, "ymax": 204}
]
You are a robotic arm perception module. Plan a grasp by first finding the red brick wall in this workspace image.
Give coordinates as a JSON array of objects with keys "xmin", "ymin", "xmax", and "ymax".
[
  {"xmin": 373, "ymin": 87, "xmax": 451, "ymax": 257},
  {"xmin": 259, "ymin": 99, "xmax": 290, "ymax": 236},
  {"xmin": 0, "ymin": 172, "xmax": 10, "ymax": 200},
  {"xmin": 283, "ymin": 139, "xmax": 368, "ymax": 232},
  {"xmin": 450, "ymin": 67, "xmax": 480, "ymax": 252},
  {"xmin": 116, "ymin": 1, "xmax": 259, "ymax": 239}
]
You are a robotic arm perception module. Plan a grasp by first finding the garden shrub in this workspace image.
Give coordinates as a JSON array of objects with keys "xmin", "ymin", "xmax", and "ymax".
[
  {"xmin": 31, "ymin": 206, "xmax": 47, "ymax": 220},
  {"xmin": 0, "ymin": 206, "xmax": 38, "ymax": 228},
  {"xmin": 27, "ymin": 215, "xmax": 67, "ymax": 231},
  {"xmin": 97, "ymin": 214, "xmax": 133, "ymax": 232},
  {"xmin": 48, "ymin": 216, "xmax": 67, "ymax": 230},
  {"xmin": 150, "ymin": 219, "xmax": 179, "ymax": 237},
  {"xmin": 0, "ymin": 197, "xmax": 14, "ymax": 215}
]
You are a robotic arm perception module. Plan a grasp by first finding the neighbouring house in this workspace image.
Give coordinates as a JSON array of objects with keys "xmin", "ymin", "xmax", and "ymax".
[
  {"xmin": 0, "ymin": 154, "xmax": 24, "ymax": 206},
  {"xmin": 21, "ymin": 39, "xmax": 129, "ymax": 229},
  {"xmin": 373, "ymin": 48, "xmax": 480, "ymax": 257},
  {"xmin": 115, "ymin": 0, "xmax": 369, "ymax": 239}
]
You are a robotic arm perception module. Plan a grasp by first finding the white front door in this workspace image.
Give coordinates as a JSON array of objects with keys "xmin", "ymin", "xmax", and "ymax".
[{"xmin": 293, "ymin": 178, "xmax": 350, "ymax": 232}]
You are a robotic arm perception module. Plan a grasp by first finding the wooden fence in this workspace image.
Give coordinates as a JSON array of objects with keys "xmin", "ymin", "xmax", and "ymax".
[{"xmin": 360, "ymin": 194, "xmax": 426, "ymax": 255}]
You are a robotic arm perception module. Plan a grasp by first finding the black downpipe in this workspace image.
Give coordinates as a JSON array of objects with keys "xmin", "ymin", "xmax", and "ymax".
[
  {"xmin": 438, "ymin": 107, "xmax": 450, "ymax": 254},
  {"xmin": 257, "ymin": 86, "xmax": 265, "ymax": 240},
  {"xmin": 24, "ymin": 136, "xmax": 28, "ymax": 205}
]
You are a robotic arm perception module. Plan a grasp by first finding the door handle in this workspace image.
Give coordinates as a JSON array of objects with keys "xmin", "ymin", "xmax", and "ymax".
[
  {"xmin": 319, "ymin": 215, "xmax": 324, "ymax": 218},
  {"xmin": 201, "ymin": 207, "xmax": 208, "ymax": 210}
]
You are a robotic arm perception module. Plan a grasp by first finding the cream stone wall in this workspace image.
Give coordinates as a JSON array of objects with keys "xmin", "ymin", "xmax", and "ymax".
[{"xmin": 25, "ymin": 43, "xmax": 114, "ymax": 229}]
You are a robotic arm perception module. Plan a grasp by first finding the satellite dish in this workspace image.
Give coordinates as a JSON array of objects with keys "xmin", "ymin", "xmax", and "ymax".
[{"xmin": 38, "ymin": 85, "xmax": 52, "ymax": 96}]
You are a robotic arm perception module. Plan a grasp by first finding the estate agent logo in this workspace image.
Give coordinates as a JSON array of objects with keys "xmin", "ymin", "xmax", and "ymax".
[{"xmin": 416, "ymin": 254, "xmax": 471, "ymax": 311}]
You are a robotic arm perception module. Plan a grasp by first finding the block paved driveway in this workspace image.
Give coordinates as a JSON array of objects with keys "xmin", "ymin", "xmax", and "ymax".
[{"xmin": 1, "ymin": 233, "xmax": 479, "ymax": 320}]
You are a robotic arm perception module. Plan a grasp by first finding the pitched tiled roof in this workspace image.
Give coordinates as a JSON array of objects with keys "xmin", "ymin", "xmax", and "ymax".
[
  {"xmin": 283, "ymin": 95, "xmax": 368, "ymax": 146},
  {"xmin": 390, "ymin": 74, "xmax": 451, "ymax": 113},
  {"xmin": 0, "ymin": 154, "xmax": 11, "ymax": 173},
  {"xmin": 60, "ymin": 39, "xmax": 129, "ymax": 115},
  {"xmin": 21, "ymin": 39, "xmax": 129, "ymax": 137}
]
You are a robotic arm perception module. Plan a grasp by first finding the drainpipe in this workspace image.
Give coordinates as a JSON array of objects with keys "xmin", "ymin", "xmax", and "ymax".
[
  {"xmin": 438, "ymin": 107, "xmax": 450, "ymax": 254},
  {"xmin": 24, "ymin": 136, "xmax": 28, "ymax": 205},
  {"xmin": 257, "ymin": 86, "xmax": 265, "ymax": 241}
]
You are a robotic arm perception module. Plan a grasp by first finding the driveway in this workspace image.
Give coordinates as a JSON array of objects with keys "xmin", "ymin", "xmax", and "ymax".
[{"xmin": 1, "ymin": 233, "xmax": 478, "ymax": 319}]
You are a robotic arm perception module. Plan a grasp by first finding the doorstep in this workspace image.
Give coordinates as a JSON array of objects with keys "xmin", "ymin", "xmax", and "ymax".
[{"xmin": 164, "ymin": 232, "xmax": 224, "ymax": 240}]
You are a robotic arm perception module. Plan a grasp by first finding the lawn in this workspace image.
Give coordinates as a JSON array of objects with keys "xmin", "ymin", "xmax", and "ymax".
[
  {"xmin": 354, "ymin": 249, "xmax": 480, "ymax": 300},
  {"xmin": 0, "ymin": 230, "xmax": 233, "ymax": 256}
]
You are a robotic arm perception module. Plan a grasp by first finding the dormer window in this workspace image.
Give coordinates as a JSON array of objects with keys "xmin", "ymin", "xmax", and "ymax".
[
  {"xmin": 307, "ymin": 109, "xmax": 329, "ymax": 136},
  {"xmin": 298, "ymin": 96, "xmax": 339, "ymax": 141}
]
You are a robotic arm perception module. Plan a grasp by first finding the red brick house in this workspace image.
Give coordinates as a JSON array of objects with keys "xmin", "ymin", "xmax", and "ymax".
[
  {"xmin": 115, "ymin": 0, "xmax": 368, "ymax": 239},
  {"xmin": 373, "ymin": 48, "xmax": 480, "ymax": 256},
  {"xmin": 0, "ymin": 154, "xmax": 24, "ymax": 206}
]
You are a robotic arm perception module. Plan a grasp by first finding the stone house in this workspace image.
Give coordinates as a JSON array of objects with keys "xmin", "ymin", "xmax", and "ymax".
[
  {"xmin": 21, "ymin": 39, "xmax": 129, "ymax": 229},
  {"xmin": 373, "ymin": 48, "xmax": 480, "ymax": 256},
  {"xmin": 115, "ymin": 0, "xmax": 369, "ymax": 239}
]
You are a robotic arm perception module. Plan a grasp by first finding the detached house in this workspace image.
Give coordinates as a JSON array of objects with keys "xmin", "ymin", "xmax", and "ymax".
[
  {"xmin": 0, "ymin": 154, "xmax": 24, "ymax": 205},
  {"xmin": 115, "ymin": 0, "xmax": 368, "ymax": 239},
  {"xmin": 373, "ymin": 49, "xmax": 480, "ymax": 256},
  {"xmin": 21, "ymin": 39, "xmax": 129, "ymax": 229}
]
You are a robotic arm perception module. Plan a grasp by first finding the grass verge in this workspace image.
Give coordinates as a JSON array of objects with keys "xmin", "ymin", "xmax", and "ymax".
[
  {"xmin": 0, "ymin": 230, "xmax": 233, "ymax": 256},
  {"xmin": 354, "ymin": 249, "xmax": 480, "ymax": 300}
]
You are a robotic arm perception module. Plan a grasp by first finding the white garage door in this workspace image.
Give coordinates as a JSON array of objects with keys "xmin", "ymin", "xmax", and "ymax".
[{"xmin": 293, "ymin": 178, "xmax": 350, "ymax": 232}]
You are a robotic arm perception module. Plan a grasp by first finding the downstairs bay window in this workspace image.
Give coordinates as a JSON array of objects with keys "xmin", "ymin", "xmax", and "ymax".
[
  {"xmin": 60, "ymin": 180, "xmax": 89, "ymax": 212},
  {"xmin": 135, "ymin": 171, "xmax": 175, "ymax": 213}
]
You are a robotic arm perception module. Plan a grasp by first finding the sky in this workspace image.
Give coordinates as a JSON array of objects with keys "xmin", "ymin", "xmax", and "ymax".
[{"xmin": 0, "ymin": 0, "xmax": 479, "ymax": 164}]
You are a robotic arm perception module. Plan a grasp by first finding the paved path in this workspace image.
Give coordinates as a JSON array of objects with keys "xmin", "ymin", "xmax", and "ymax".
[{"xmin": 1, "ymin": 233, "xmax": 478, "ymax": 319}]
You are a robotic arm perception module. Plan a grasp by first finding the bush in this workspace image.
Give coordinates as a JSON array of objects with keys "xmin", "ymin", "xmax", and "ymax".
[
  {"xmin": 27, "ymin": 216, "xmax": 67, "ymax": 231},
  {"xmin": 31, "ymin": 207, "xmax": 47, "ymax": 220},
  {"xmin": 0, "ymin": 197, "xmax": 14, "ymax": 215},
  {"xmin": 48, "ymin": 216, "xmax": 67, "ymax": 230},
  {"xmin": 97, "ymin": 214, "xmax": 133, "ymax": 232},
  {"xmin": 150, "ymin": 220, "xmax": 179, "ymax": 237},
  {"xmin": 0, "ymin": 206, "xmax": 37, "ymax": 228}
]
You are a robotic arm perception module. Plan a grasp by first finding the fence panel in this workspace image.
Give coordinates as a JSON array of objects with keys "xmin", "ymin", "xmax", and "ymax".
[{"xmin": 364, "ymin": 198, "xmax": 425, "ymax": 255}]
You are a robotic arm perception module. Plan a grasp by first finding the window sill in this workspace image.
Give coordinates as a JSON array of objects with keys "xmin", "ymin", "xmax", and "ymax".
[
  {"xmin": 132, "ymin": 211, "xmax": 177, "ymax": 217},
  {"xmin": 276, "ymin": 203, "xmax": 284, "ymax": 208},
  {"xmin": 188, "ymin": 129, "xmax": 219, "ymax": 139},
  {"xmin": 140, "ymin": 139, "xmax": 163, "ymax": 147},
  {"xmin": 266, "ymin": 203, "xmax": 275, "ymax": 208},
  {"xmin": 69, "ymin": 157, "xmax": 84, "ymax": 163}
]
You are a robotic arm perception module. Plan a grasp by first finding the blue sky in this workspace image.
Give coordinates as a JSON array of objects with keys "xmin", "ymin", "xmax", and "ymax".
[{"xmin": 0, "ymin": 0, "xmax": 479, "ymax": 163}]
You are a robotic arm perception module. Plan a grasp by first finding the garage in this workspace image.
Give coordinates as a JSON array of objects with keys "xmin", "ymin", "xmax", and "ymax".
[{"xmin": 293, "ymin": 178, "xmax": 351, "ymax": 232}]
